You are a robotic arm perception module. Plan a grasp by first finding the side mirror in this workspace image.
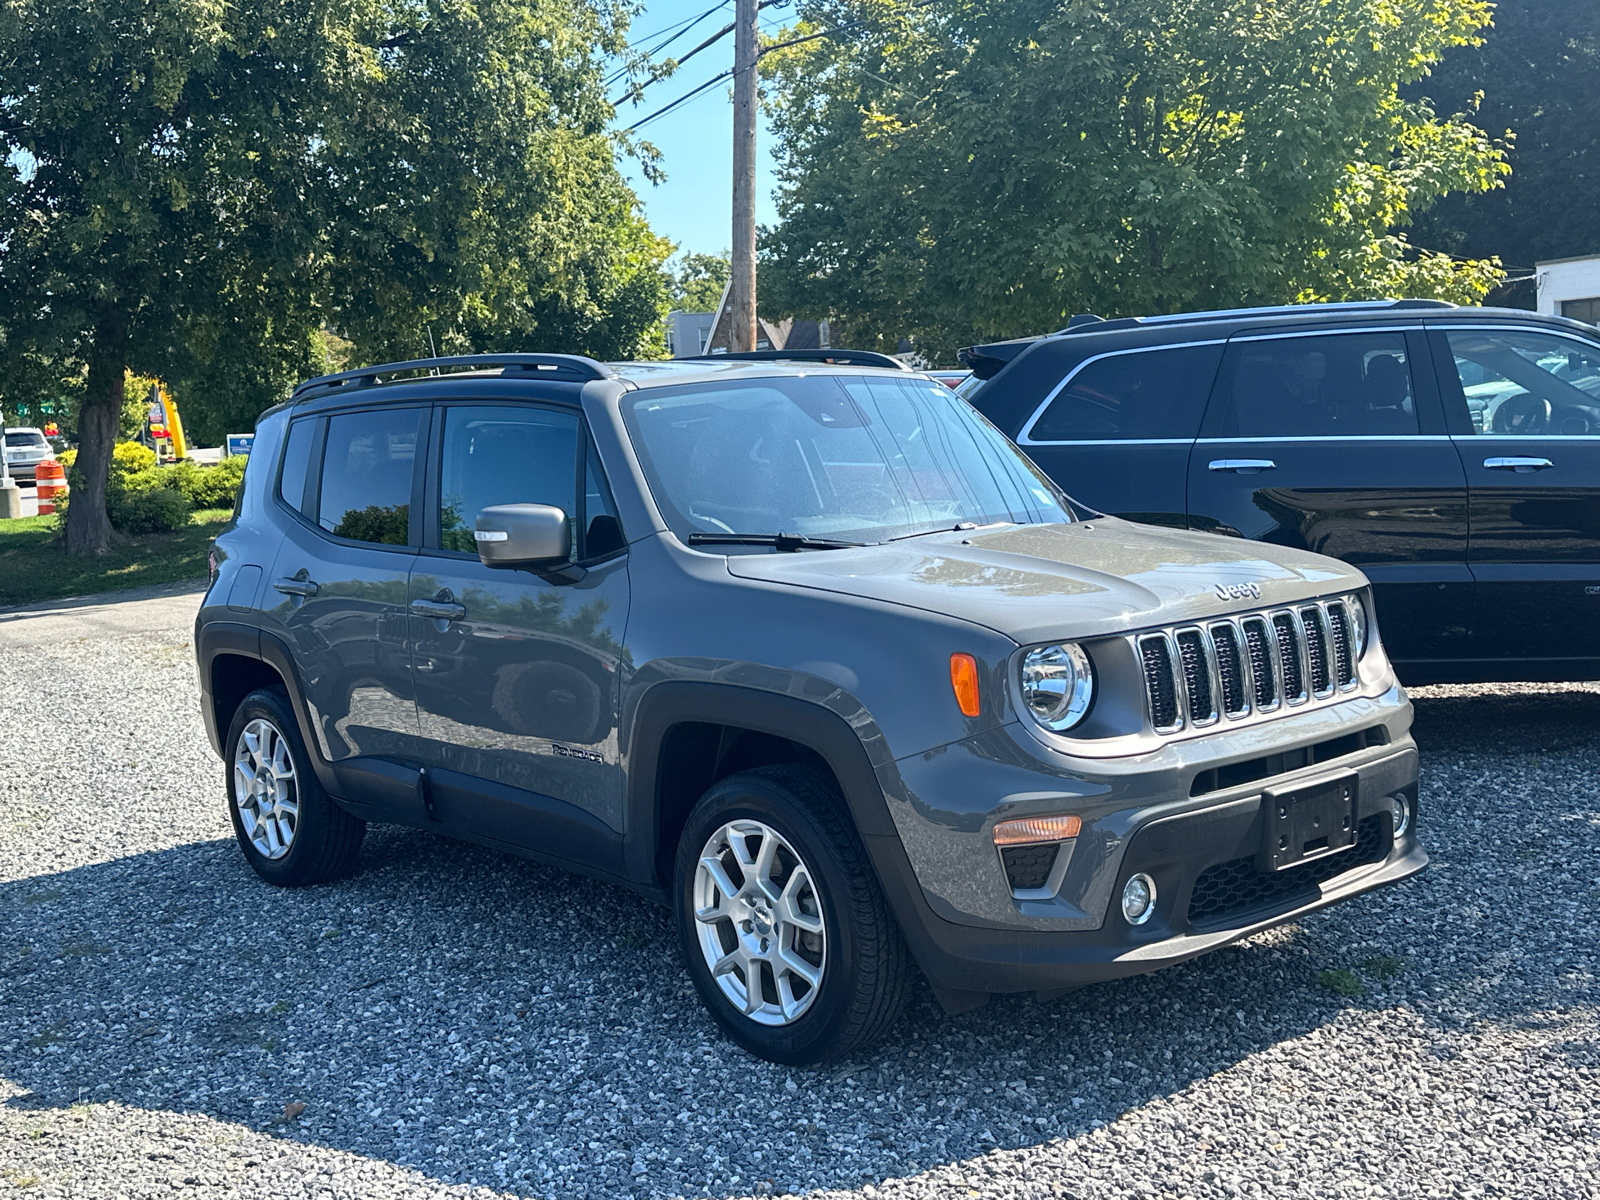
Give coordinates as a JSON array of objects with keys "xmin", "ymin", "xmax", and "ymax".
[{"xmin": 474, "ymin": 504, "xmax": 571, "ymax": 568}]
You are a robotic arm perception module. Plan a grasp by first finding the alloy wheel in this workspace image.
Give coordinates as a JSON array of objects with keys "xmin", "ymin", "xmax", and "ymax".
[
  {"xmin": 233, "ymin": 718, "xmax": 299, "ymax": 860},
  {"xmin": 692, "ymin": 819, "xmax": 828, "ymax": 1025}
]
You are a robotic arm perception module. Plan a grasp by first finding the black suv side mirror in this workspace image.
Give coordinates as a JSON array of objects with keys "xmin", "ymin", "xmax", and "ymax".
[{"xmin": 474, "ymin": 504, "xmax": 571, "ymax": 568}]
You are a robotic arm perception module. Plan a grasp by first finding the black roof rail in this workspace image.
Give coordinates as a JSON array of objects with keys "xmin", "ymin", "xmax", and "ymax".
[
  {"xmin": 292, "ymin": 353, "xmax": 615, "ymax": 399},
  {"xmin": 677, "ymin": 349, "xmax": 912, "ymax": 371}
]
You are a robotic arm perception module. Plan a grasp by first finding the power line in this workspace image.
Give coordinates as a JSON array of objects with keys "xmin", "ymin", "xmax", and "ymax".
[
  {"xmin": 604, "ymin": 2, "xmax": 731, "ymax": 87},
  {"xmin": 622, "ymin": 69, "xmax": 734, "ymax": 132},
  {"xmin": 617, "ymin": 0, "xmax": 942, "ymax": 130},
  {"xmin": 610, "ymin": 0, "xmax": 788, "ymax": 106}
]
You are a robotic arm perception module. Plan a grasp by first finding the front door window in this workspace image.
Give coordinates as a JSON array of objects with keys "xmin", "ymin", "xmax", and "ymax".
[{"xmin": 1442, "ymin": 329, "xmax": 1600, "ymax": 436}]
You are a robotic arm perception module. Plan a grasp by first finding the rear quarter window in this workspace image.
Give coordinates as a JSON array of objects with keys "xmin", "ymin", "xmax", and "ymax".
[{"xmin": 1021, "ymin": 344, "xmax": 1222, "ymax": 443}]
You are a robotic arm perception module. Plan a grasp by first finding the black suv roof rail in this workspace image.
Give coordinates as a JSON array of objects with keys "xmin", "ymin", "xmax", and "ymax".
[
  {"xmin": 292, "ymin": 353, "xmax": 616, "ymax": 399},
  {"xmin": 676, "ymin": 349, "xmax": 912, "ymax": 371},
  {"xmin": 1049, "ymin": 298, "xmax": 1456, "ymax": 336}
]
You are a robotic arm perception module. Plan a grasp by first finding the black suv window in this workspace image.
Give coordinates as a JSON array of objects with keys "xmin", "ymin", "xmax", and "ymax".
[
  {"xmin": 438, "ymin": 406, "xmax": 579, "ymax": 554},
  {"xmin": 1215, "ymin": 332, "xmax": 1418, "ymax": 437},
  {"xmin": 1024, "ymin": 345, "xmax": 1221, "ymax": 442},
  {"xmin": 1441, "ymin": 328, "xmax": 1600, "ymax": 435},
  {"xmin": 318, "ymin": 408, "xmax": 420, "ymax": 544}
]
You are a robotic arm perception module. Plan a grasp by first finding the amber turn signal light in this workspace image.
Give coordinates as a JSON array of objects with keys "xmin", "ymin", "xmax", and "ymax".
[
  {"xmin": 949, "ymin": 653, "xmax": 981, "ymax": 717},
  {"xmin": 992, "ymin": 814, "xmax": 1083, "ymax": 846}
]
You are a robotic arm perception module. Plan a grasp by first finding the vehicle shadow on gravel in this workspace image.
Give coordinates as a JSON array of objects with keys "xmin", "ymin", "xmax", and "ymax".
[{"xmin": 4, "ymin": 685, "xmax": 1594, "ymax": 1199}]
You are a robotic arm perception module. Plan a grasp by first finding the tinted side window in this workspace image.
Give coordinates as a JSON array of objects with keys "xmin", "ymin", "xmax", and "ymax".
[
  {"xmin": 1441, "ymin": 328, "xmax": 1600, "ymax": 435},
  {"xmin": 1216, "ymin": 333, "xmax": 1418, "ymax": 437},
  {"xmin": 319, "ymin": 409, "xmax": 419, "ymax": 544},
  {"xmin": 582, "ymin": 442, "xmax": 626, "ymax": 559},
  {"xmin": 1026, "ymin": 345, "xmax": 1221, "ymax": 442},
  {"xmin": 277, "ymin": 417, "xmax": 318, "ymax": 516},
  {"xmin": 438, "ymin": 406, "xmax": 579, "ymax": 554}
]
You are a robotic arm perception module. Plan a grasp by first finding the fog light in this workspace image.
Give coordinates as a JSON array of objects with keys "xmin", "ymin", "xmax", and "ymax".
[
  {"xmin": 1388, "ymin": 794, "xmax": 1411, "ymax": 838},
  {"xmin": 1121, "ymin": 873, "xmax": 1157, "ymax": 926}
]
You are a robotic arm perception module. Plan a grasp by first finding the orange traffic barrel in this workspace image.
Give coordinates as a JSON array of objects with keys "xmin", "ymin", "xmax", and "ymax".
[{"xmin": 35, "ymin": 459, "xmax": 67, "ymax": 515}]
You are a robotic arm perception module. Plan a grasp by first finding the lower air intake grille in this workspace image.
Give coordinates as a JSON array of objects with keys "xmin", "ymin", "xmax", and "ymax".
[
  {"xmin": 1186, "ymin": 813, "xmax": 1390, "ymax": 928},
  {"xmin": 1001, "ymin": 844, "xmax": 1059, "ymax": 893},
  {"xmin": 1140, "ymin": 636, "xmax": 1180, "ymax": 730},
  {"xmin": 1176, "ymin": 630, "xmax": 1216, "ymax": 723},
  {"xmin": 1273, "ymin": 613, "xmax": 1305, "ymax": 701}
]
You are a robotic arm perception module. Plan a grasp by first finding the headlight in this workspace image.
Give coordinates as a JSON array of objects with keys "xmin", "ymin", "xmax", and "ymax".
[
  {"xmin": 1020, "ymin": 642, "xmax": 1095, "ymax": 731},
  {"xmin": 1345, "ymin": 594, "xmax": 1368, "ymax": 659}
]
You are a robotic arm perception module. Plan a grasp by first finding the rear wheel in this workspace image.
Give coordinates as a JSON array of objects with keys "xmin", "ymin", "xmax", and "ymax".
[
  {"xmin": 225, "ymin": 687, "xmax": 364, "ymax": 886},
  {"xmin": 674, "ymin": 765, "xmax": 911, "ymax": 1064}
]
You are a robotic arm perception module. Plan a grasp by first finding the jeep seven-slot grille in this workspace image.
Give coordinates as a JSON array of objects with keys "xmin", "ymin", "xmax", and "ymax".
[
  {"xmin": 1240, "ymin": 617, "xmax": 1276, "ymax": 709},
  {"xmin": 1139, "ymin": 601, "xmax": 1359, "ymax": 734},
  {"xmin": 1140, "ymin": 636, "xmax": 1181, "ymax": 731},
  {"xmin": 1210, "ymin": 624, "xmax": 1249, "ymax": 717},
  {"xmin": 1326, "ymin": 602, "xmax": 1357, "ymax": 688},
  {"xmin": 1175, "ymin": 630, "xmax": 1216, "ymax": 724},
  {"xmin": 1272, "ymin": 612, "xmax": 1305, "ymax": 702}
]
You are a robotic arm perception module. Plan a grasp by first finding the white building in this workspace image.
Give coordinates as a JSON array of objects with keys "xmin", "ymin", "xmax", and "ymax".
[{"xmin": 1535, "ymin": 253, "xmax": 1600, "ymax": 326}]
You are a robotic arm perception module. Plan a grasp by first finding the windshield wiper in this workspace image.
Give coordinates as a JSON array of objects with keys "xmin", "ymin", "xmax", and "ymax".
[
  {"xmin": 887, "ymin": 521, "xmax": 979, "ymax": 542},
  {"xmin": 685, "ymin": 532, "xmax": 865, "ymax": 552}
]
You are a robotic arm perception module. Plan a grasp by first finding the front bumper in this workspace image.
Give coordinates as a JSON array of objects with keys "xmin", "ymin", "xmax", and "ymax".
[{"xmin": 871, "ymin": 686, "xmax": 1424, "ymax": 995}]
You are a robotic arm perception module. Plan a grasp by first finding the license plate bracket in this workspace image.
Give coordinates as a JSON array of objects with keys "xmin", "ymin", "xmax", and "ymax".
[{"xmin": 1258, "ymin": 775, "xmax": 1358, "ymax": 872}]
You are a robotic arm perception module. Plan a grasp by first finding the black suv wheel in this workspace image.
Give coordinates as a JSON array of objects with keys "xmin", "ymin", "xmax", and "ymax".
[
  {"xmin": 225, "ymin": 687, "xmax": 365, "ymax": 886},
  {"xmin": 673, "ymin": 765, "xmax": 911, "ymax": 1064}
]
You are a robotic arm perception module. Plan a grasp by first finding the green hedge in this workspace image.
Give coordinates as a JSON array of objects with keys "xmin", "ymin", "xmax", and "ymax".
[{"xmin": 59, "ymin": 443, "xmax": 248, "ymax": 535}]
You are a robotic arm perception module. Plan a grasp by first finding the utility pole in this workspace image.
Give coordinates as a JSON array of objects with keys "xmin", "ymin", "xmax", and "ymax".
[{"xmin": 729, "ymin": 0, "xmax": 759, "ymax": 352}]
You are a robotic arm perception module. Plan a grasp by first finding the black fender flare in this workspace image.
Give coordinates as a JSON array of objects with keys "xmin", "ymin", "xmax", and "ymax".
[
  {"xmin": 195, "ymin": 622, "xmax": 341, "ymax": 798},
  {"xmin": 621, "ymin": 680, "xmax": 987, "ymax": 1000}
]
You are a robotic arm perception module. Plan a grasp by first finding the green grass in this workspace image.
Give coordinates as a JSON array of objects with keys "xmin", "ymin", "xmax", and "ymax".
[
  {"xmin": 1318, "ymin": 968, "xmax": 1365, "ymax": 997},
  {"xmin": 0, "ymin": 509, "xmax": 232, "ymax": 607}
]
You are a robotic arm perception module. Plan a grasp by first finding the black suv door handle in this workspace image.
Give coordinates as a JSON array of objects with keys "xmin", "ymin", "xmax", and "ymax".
[
  {"xmin": 273, "ymin": 575, "xmax": 320, "ymax": 597},
  {"xmin": 1484, "ymin": 456, "xmax": 1553, "ymax": 473},
  {"xmin": 411, "ymin": 598, "xmax": 467, "ymax": 621},
  {"xmin": 1208, "ymin": 458, "xmax": 1277, "ymax": 474}
]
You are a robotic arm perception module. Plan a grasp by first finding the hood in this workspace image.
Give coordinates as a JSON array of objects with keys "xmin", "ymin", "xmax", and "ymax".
[{"xmin": 725, "ymin": 518, "xmax": 1363, "ymax": 645}]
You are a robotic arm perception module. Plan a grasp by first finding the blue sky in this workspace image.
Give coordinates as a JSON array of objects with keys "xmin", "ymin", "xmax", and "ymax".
[{"xmin": 613, "ymin": 0, "xmax": 788, "ymax": 261}]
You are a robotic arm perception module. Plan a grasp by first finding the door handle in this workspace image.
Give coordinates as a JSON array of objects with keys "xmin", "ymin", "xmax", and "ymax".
[
  {"xmin": 1484, "ymin": 456, "xmax": 1553, "ymax": 473},
  {"xmin": 1208, "ymin": 459, "xmax": 1277, "ymax": 474},
  {"xmin": 411, "ymin": 598, "xmax": 467, "ymax": 621},
  {"xmin": 273, "ymin": 576, "xmax": 320, "ymax": 597}
]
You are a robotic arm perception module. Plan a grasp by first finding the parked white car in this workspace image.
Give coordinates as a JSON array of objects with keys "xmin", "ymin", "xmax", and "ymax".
[{"xmin": 3, "ymin": 427, "xmax": 56, "ymax": 484}]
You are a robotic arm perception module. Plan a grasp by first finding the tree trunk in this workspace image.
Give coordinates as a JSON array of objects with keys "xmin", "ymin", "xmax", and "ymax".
[{"xmin": 64, "ymin": 314, "xmax": 127, "ymax": 557}]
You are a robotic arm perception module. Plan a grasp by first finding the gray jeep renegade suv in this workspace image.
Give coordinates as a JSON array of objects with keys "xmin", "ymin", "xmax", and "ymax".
[{"xmin": 197, "ymin": 352, "xmax": 1425, "ymax": 1064}]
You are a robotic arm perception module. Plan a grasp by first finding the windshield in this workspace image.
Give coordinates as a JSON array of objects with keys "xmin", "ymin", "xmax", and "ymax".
[
  {"xmin": 622, "ymin": 374, "xmax": 1071, "ymax": 543},
  {"xmin": 4, "ymin": 431, "xmax": 47, "ymax": 449}
]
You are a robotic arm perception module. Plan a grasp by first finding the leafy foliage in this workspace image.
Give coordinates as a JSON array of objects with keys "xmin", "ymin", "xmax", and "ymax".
[
  {"xmin": 1407, "ymin": 0, "xmax": 1600, "ymax": 305},
  {"xmin": 0, "ymin": 0, "xmax": 670, "ymax": 553},
  {"xmin": 669, "ymin": 253, "xmax": 732, "ymax": 313},
  {"xmin": 761, "ymin": 0, "xmax": 1509, "ymax": 359}
]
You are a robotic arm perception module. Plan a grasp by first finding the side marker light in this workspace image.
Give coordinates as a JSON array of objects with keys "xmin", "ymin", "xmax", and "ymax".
[{"xmin": 949, "ymin": 653, "xmax": 981, "ymax": 717}]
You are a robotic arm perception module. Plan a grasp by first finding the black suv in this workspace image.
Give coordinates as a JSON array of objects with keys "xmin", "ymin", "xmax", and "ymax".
[
  {"xmin": 198, "ymin": 353, "xmax": 1423, "ymax": 1063},
  {"xmin": 961, "ymin": 301, "xmax": 1600, "ymax": 684}
]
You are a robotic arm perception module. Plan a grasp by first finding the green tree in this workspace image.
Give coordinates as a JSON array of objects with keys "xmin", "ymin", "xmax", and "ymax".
[
  {"xmin": 1, "ymin": 0, "xmax": 668, "ymax": 555},
  {"xmin": 1408, "ymin": 0, "xmax": 1600, "ymax": 306},
  {"xmin": 669, "ymin": 252, "xmax": 732, "ymax": 312},
  {"xmin": 761, "ymin": 0, "xmax": 1509, "ymax": 360}
]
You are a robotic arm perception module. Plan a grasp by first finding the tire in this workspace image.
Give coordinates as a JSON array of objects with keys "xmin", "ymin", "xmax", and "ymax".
[
  {"xmin": 224, "ymin": 686, "xmax": 365, "ymax": 886},
  {"xmin": 673, "ymin": 764, "xmax": 911, "ymax": 1064}
]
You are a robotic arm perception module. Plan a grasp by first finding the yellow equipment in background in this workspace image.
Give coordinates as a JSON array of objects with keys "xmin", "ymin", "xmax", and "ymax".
[{"xmin": 146, "ymin": 383, "xmax": 189, "ymax": 462}]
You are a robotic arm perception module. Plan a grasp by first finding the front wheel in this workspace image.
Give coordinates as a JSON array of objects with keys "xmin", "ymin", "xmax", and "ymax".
[
  {"xmin": 225, "ymin": 687, "xmax": 364, "ymax": 886},
  {"xmin": 674, "ymin": 765, "xmax": 911, "ymax": 1064}
]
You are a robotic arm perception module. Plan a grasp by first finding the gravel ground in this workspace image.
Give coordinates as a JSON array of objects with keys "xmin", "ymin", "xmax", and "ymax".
[{"xmin": 2, "ymin": 593, "xmax": 1597, "ymax": 1199}]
